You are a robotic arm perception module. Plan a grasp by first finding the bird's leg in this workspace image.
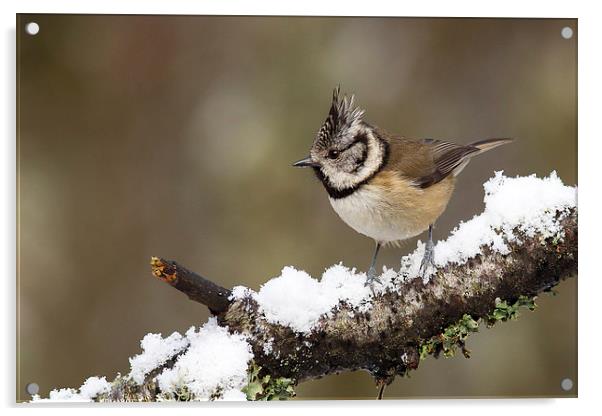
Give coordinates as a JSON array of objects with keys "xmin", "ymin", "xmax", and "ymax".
[
  {"xmin": 376, "ymin": 382, "xmax": 386, "ymax": 400},
  {"xmin": 419, "ymin": 224, "xmax": 435, "ymax": 278},
  {"xmin": 365, "ymin": 241, "xmax": 382, "ymax": 286}
]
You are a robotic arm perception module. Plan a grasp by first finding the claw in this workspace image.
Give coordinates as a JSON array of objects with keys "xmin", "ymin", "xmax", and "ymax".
[
  {"xmin": 419, "ymin": 224, "xmax": 436, "ymax": 279},
  {"xmin": 365, "ymin": 267, "xmax": 381, "ymax": 291},
  {"xmin": 365, "ymin": 242, "xmax": 382, "ymax": 291},
  {"xmin": 419, "ymin": 239, "xmax": 435, "ymax": 279}
]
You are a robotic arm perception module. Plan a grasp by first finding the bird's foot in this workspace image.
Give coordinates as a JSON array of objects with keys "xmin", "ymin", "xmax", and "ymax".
[
  {"xmin": 365, "ymin": 266, "xmax": 381, "ymax": 289},
  {"xmin": 419, "ymin": 239, "xmax": 435, "ymax": 279}
]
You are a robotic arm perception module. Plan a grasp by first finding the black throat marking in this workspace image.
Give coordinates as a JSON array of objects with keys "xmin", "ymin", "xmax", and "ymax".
[{"xmin": 313, "ymin": 133, "xmax": 390, "ymax": 199}]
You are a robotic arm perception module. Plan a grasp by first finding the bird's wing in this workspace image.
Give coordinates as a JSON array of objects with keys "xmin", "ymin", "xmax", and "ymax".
[
  {"xmin": 416, "ymin": 138, "xmax": 480, "ymax": 187},
  {"xmin": 383, "ymin": 135, "xmax": 478, "ymax": 189}
]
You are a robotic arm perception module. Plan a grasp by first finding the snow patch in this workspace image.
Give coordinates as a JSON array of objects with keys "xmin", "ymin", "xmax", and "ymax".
[
  {"xmin": 155, "ymin": 318, "xmax": 253, "ymax": 399},
  {"xmin": 217, "ymin": 389, "xmax": 248, "ymax": 401},
  {"xmin": 128, "ymin": 331, "xmax": 189, "ymax": 384},
  {"xmin": 230, "ymin": 285, "xmax": 253, "ymax": 301},
  {"xmin": 252, "ymin": 264, "xmax": 373, "ymax": 333},
  {"xmin": 31, "ymin": 377, "xmax": 111, "ymax": 403},
  {"xmin": 78, "ymin": 376, "xmax": 111, "ymax": 400}
]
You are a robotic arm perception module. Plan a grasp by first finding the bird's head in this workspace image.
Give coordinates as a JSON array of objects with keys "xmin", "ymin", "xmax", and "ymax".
[{"xmin": 293, "ymin": 87, "xmax": 387, "ymax": 194}]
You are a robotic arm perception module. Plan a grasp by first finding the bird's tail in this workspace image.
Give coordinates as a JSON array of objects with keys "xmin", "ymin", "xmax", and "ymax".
[
  {"xmin": 448, "ymin": 138, "xmax": 513, "ymax": 178},
  {"xmin": 469, "ymin": 138, "xmax": 514, "ymax": 155}
]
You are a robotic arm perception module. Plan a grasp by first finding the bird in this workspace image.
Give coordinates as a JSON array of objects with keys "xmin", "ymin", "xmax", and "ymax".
[{"xmin": 293, "ymin": 87, "xmax": 512, "ymax": 286}]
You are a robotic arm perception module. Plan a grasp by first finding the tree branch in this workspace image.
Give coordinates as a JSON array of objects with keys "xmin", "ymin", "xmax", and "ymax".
[
  {"xmin": 150, "ymin": 257, "xmax": 231, "ymax": 314},
  {"xmin": 148, "ymin": 209, "xmax": 576, "ymax": 387}
]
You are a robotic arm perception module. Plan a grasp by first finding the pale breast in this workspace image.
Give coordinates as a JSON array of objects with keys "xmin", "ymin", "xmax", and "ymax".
[{"xmin": 329, "ymin": 172, "xmax": 455, "ymax": 243}]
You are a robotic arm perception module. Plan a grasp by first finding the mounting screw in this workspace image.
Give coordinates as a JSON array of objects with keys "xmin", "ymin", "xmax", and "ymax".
[
  {"xmin": 560, "ymin": 377, "xmax": 574, "ymax": 391},
  {"xmin": 25, "ymin": 382, "xmax": 39, "ymax": 395},
  {"xmin": 25, "ymin": 22, "xmax": 40, "ymax": 36},
  {"xmin": 561, "ymin": 26, "xmax": 573, "ymax": 40}
]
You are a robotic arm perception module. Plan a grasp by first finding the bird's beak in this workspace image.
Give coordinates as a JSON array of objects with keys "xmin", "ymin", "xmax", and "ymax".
[{"xmin": 292, "ymin": 156, "xmax": 320, "ymax": 168}]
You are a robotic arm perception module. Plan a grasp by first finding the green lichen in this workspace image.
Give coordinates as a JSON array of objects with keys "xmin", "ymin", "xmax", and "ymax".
[
  {"xmin": 155, "ymin": 385, "xmax": 194, "ymax": 402},
  {"xmin": 173, "ymin": 385, "xmax": 193, "ymax": 401},
  {"xmin": 419, "ymin": 295, "xmax": 538, "ymax": 361},
  {"xmin": 486, "ymin": 295, "xmax": 537, "ymax": 327},
  {"xmin": 241, "ymin": 361, "xmax": 296, "ymax": 401},
  {"xmin": 151, "ymin": 362, "xmax": 295, "ymax": 401},
  {"xmin": 420, "ymin": 314, "xmax": 479, "ymax": 360}
]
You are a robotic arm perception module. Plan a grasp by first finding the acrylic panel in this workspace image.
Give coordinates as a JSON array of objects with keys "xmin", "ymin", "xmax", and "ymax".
[{"xmin": 17, "ymin": 14, "xmax": 577, "ymax": 402}]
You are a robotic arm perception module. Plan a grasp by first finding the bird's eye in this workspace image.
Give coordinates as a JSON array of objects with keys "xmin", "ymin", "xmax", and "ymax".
[{"xmin": 327, "ymin": 149, "xmax": 340, "ymax": 159}]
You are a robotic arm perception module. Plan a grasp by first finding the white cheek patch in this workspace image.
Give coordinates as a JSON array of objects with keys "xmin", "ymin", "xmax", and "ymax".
[
  {"xmin": 321, "ymin": 132, "xmax": 385, "ymax": 190},
  {"xmin": 356, "ymin": 137, "xmax": 383, "ymax": 179}
]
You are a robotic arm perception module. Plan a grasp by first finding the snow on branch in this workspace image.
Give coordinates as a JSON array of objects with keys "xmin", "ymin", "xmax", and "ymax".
[{"xmin": 31, "ymin": 172, "xmax": 577, "ymax": 402}]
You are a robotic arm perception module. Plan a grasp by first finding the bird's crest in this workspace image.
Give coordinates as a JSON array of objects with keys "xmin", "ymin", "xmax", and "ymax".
[{"xmin": 314, "ymin": 86, "xmax": 365, "ymax": 148}]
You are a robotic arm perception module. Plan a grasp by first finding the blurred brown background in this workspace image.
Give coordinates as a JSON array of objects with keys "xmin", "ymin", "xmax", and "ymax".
[{"xmin": 16, "ymin": 15, "xmax": 577, "ymax": 401}]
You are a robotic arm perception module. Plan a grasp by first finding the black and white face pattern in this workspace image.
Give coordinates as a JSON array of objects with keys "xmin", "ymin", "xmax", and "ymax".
[{"xmin": 309, "ymin": 89, "xmax": 388, "ymax": 198}]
